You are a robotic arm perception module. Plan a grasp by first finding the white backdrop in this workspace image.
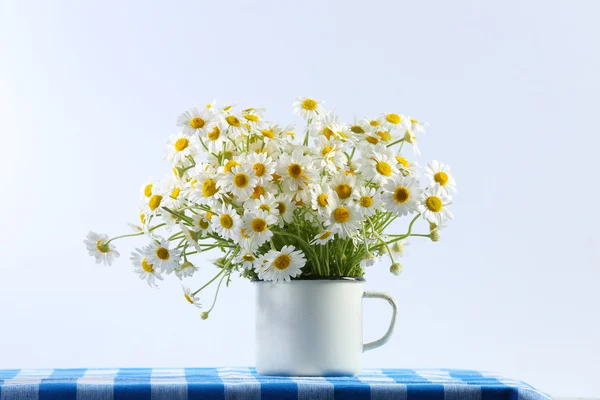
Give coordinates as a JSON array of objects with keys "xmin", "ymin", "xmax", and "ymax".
[{"xmin": 1, "ymin": 0, "xmax": 599, "ymax": 397}]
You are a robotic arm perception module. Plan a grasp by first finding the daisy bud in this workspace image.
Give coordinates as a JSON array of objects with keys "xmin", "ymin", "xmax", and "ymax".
[
  {"xmin": 201, "ymin": 312, "xmax": 210, "ymax": 320},
  {"xmin": 391, "ymin": 242, "xmax": 403, "ymax": 253},
  {"xmin": 389, "ymin": 262, "xmax": 403, "ymax": 276},
  {"xmin": 430, "ymin": 229, "xmax": 441, "ymax": 242}
]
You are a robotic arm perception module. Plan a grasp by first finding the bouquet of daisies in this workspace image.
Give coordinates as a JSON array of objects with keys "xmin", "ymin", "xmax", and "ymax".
[{"xmin": 84, "ymin": 97, "xmax": 456, "ymax": 317}]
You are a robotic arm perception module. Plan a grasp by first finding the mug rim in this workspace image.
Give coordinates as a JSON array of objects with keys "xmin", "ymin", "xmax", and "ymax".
[{"xmin": 252, "ymin": 276, "xmax": 365, "ymax": 283}]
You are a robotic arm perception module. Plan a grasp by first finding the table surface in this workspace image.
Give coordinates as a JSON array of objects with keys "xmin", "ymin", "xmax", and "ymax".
[{"xmin": 0, "ymin": 367, "xmax": 550, "ymax": 400}]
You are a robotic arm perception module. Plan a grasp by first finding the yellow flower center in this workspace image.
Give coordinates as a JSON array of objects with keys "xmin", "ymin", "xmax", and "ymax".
[
  {"xmin": 223, "ymin": 105, "xmax": 233, "ymax": 111},
  {"xmin": 199, "ymin": 219, "xmax": 209, "ymax": 229},
  {"xmin": 377, "ymin": 131, "xmax": 391, "ymax": 141},
  {"xmin": 208, "ymin": 126, "xmax": 220, "ymax": 141},
  {"xmin": 319, "ymin": 231, "xmax": 332, "ymax": 240},
  {"xmin": 224, "ymin": 160, "xmax": 240, "ymax": 173},
  {"xmin": 366, "ymin": 136, "xmax": 379, "ymax": 144},
  {"xmin": 175, "ymin": 138, "xmax": 189, "ymax": 151},
  {"xmin": 243, "ymin": 254, "xmax": 255, "ymax": 262},
  {"xmin": 96, "ymin": 240, "xmax": 109, "ymax": 253},
  {"xmin": 253, "ymin": 163, "xmax": 266, "ymax": 176},
  {"xmin": 259, "ymin": 204, "xmax": 271, "ymax": 212},
  {"xmin": 190, "ymin": 117, "xmax": 205, "ymax": 129},
  {"xmin": 233, "ymin": 173, "xmax": 249, "ymax": 188},
  {"xmin": 251, "ymin": 186, "xmax": 265, "ymax": 199},
  {"xmin": 184, "ymin": 293, "xmax": 194, "ymax": 304},
  {"xmin": 395, "ymin": 156, "xmax": 409, "ymax": 168},
  {"xmin": 394, "ymin": 187, "xmax": 410, "ymax": 204},
  {"xmin": 360, "ymin": 196, "xmax": 373, "ymax": 208},
  {"xmin": 301, "ymin": 99, "xmax": 317, "ymax": 110},
  {"xmin": 376, "ymin": 161, "xmax": 392, "ymax": 177},
  {"xmin": 317, "ymin": 193, "xmax": 329, "ymax": 207},
  {"xmin": 261, "ymin": 129, "xmax": 274, "ymax": 139},
  {"xmin": 321, "ymin": 146, "xmax": 333, "ymax": 156},
  {"xmin": 425, "ymin": 196, "xmax": 443, "ymax": 212},
  {"xmin": 220, "ymin": 214, "xmax": 234, "ymax": 229},
  {"xmin": 156, "ymin": 247, "xmax": 170, "ymax": 260},
  {"xmin": 333, "ymin": 207, "xmax": 350, "ymax": 223},
  {"xmin": 226, "ymin": 115, "xmax": 241, "ymax": 127},
  {"xmin": 140, "ymin": 213, "xmax": 146, "ymax": 225},
  {"xmin": 323, "ymin": 127, "xmax": 335, "ymax": 139},
  {"xmin": 288, "ymin": 164, "xmax": 303, "ymax": 178},
  {"xmin": 171, "ymin": 187, "xmax": 181, "ymax": 199},
  {"xmin": 244, "ymin": 114, "xmax": 260, "ymax": 122},
  {"xmin": 350, "ymin": 125, "xmax": 365, "ymax": 134},
  {"xmin": 149, "ymin": 194, "xmax": 163, "ymax": 211},
  {"xmin": 434, "ymin": 172, "xmax": 449, "ymax": 186},
  {"xmin": 201, "ymin": 179, "xmax": 218, "ymax": 197},
  {"xmin": 251, "ymin": 218, "xmax": 268, "ymax": 233},
  {"xmin": 335, "ymin": 184, "xmax": 352, "ymax": 199},
  {"xmin": 386, "ymin": 113, "xmax": 401, "ymax": 124},
  {"xmin": 206, "ymin": 212, "xmax": 213, "ymax": 220},
  {"xmin": 369, "ymin": 120, "xmax": 380, "ymax": 127},
  {"xmin": 141, "ymin": 258, "xmax": 154, "ymax": 273},
  {"xmin": 273, "ymin": 254, "xmax": 291, "ymax": 270},
  {"xmin": 276, "ymin": 202, "xmax": 286, "ymax": 215},
  {"xmin": 144, "ymin": 184, "xmax": 153, "ymax": 197}
]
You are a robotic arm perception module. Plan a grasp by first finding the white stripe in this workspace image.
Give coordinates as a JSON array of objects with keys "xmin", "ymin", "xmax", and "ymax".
[
  {"xmin": 0, "ymin": 369, "xmax": 55, "ymax": 400},
  {"xmin": 150, "ymin": 368, "xmax": 187, "ymax": 400},
  {"xmin": 291, "ymin": 376, "xmax": 334, "ymax": 400},
  {"xmin": 217, "ymin": 367, "xmax": 260, "ymax": 400},
  {"xmin": 359, "ymin": 369, "xmax": 405, "ymax": 400},
  {"xmin": 76, "ymin": 368, "xmax": 119, "ymax": 400}
]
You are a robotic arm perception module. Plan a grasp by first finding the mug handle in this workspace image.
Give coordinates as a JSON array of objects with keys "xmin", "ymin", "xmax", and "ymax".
[{"xmin": 362, "ymin": 291, "xmax": 398, "ymax": 352}]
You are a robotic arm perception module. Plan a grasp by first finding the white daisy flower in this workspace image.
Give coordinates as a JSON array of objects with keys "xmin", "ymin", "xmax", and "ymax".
[
  {"xmin": 390, "ymin": 239, "xmax": 410, "ymax": 257},
  {"xmin": 348, "ymin": 117, "xmax": 371, "ymax": 137},
  {"xmin": 202, "ymin": 124, "xmax": 227, "ymax": 153},
  {"xmin": 162, "ymin": 177, "xmax": 187, "ymax": 209},
  {"xmin": 274, "ymin": 194, "xmax": 296, "ymax": 227},
  {"xmin": 238, "ymin": 227, "xmax": 260, "ymax": 254},
  {"xmin": 359, "ymin": 144, "xmax": 399, "ymax": 184},
  {"xmin": 360, "ymin": 253, "xmax": 377, "ymax": 268},
  {"xmin": 241, "ymin": 210, "xmax": 277, "ymax": 247},
  {"xmin": 144, "ymin": 239, "xmax": 181, "ymax": 275},
  {"xmin": 188, "ymin": 168, "xmax": 221, "ymax": 206},
  {"xmin": 394, "ymin": 154, "xmax": 420, "ymax": 177},
  {"xmin": 218, "ymin": 165, "xmax": 257, "ymax": 202},
  {"xmin": 260, "ymin": 245, "xmax": 306, "ymax": 283},
  {"xmin": 244, "ymin": 193, "xmax": 279, "ymax": 216},
  {"xmin": 130, "ymin": 247, "xmax": 163, "ymax": 287},
  {"xmin": 276, "ymin": 148, "xmax": 316, "ymax": 191},
  {"xmin": 245, "ymin": 152, "xmax": 276, "ymax": 185},
  {"xmin": 180, "ymin": 223, "xmax": 202, "ymax": 254},
  {"xmin": 380, "ymin": 113, "xmax": 409, "ymax": 132},
  {"xmin": 293, "ymin": 97, "xmax": 324, "ymax": 119},
  {"xmin": 140, "ymin": 180, "xmax": 159, "ymax": 200},
  {"xmin": 211, "ymin": 203, "xmax": 241, "ymax": 242},
  {"xmin": 310, "ymin": 231, "xmax": 335, "ymax": 245},
  {"xmin": 84, "ymin": 231, "xmax": 120, "ymax": 266},
  {"xmin": 314, "ymin": 136, "xmax": 347, "ymax": 172},
  {"xmin": 257, "ymin": 123, "xmax": 283, "ymax": 143},
  {"xmin": 409, "ymin": 117, "xmax": 428, "ymax": 135},
  {"xmin": 323, "ymin": 194, "xmax": 362, "ymax": 239},
  {"xmin": 175, "ymin": 261, "xmax": 199, "ymax": 280},
  {"xmin": 220, "ymin": 112, "xmax": 247, "ymax": 137},
  {"xmin": 177, "ymin": 107, "xmax": 214, "ymax": 136},
  {"xmin": 311, "ymin": 183, "xmax": 334, "ymax": 217},
  {"xmin": 248, "ymin": 181, "xmax": 278, "ymax": 201},
  {"xmin": 192, "ymin": 211, "xmax": 213, "ymax": 236},
  {"xmin": 352, "ymin": 187, "xmax": 382, "ymax": 216},
  {"xmin": 241, "ymin": 107, "xmax": 266, "ymax": 126},
  {"xmin": 330, "ymin": 171, "xmax": 356, "ymax": 202},
  {"xmin": 382, "ymin": 175, "xmax": 421, "ymax": 216},
  {"xmin": 165, "ymin": 133, "xmax": 200, "ymax": 165},
  {"xmin": 182, "ymin": 286, "xmax": 202, "ymax": 308},
  {"xmin": 403, "ymin": 130, "xmax": 420, "ymax": 155},
  {"xmin": 235, "ymin": 253, "xmax": 258, "ymax": 270},
  {"xmin": 424, "ymin": 160, "xmax": 457, "ymax": 194},
  {"xmin": 311, "ymin": 114, "xmax": 350, "ymax": 141},
  {"xmin": 418, "ymin": 185, "xmax": 453, "ymax": 225}
]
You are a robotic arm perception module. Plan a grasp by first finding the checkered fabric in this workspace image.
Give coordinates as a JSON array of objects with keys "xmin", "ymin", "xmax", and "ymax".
[{"xmin": 0, "ymin": 367, "xmax": 549, "ymax": 400}]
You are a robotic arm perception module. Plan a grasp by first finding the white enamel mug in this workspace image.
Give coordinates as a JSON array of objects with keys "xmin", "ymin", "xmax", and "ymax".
[{"xmin": 254, "ymin": 278, "xmax": 398, "ymax": 376}]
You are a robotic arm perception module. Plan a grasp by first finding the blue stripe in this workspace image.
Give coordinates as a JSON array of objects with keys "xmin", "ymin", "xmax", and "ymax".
[
  {"xmin": 247, "ymin": 367, "xmax": 298, "ymax": 400},
  {"xmin": 0, "ymin": 369, "xmax": 20, "ymax": 397},
  {"xmin": 114, "ymin": 368, "xmax": 152, "ymax": 400},
  {"xmin": 38, "ymin": 368, "xmax": 87, "ymax": 400},
  {"xmin": 186, "ymin": 367, "xmax": 224, "ymax": 400},
  {"xmin": 333, "ymin": 379, "xmax": 372, "ymax": 400},
  {"xmin": 448, "ymin": 370, "xmax": 515, "ymax": 400}
]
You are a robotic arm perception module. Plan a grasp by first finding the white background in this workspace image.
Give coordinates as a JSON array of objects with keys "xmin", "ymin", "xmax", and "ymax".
[{"xmin": 1, "ymin": 0, "xmax": 599, "ymax": 397}]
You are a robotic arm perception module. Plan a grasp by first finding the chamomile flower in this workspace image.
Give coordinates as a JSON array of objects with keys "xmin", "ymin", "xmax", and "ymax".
[
  {"xmin": 246, "ymin": 152, "xmax": 276, "ymax": 185},
  {"xmin": 211, "ymin": 203, "xmax": 241, "ymax": 241},
  {"xmin": 162, "ymin": 177, "xmax": 187, "ymax": 209},
  {"xmin": 352, "ymin": 187, "xmax": 382, "ymax": 216},
  {"xmin": 84, "ymin": 231, "xmax": 120, "ymax": 266},
  {"xmin": 394, "ymin": 154, "xmax": 419, "ymax": 177},
  {"xmin": 276, "ymin": 148, "xmax": 316, "ymax": 191},
  {"xmin": 166, "ymin": 133, "xmax": 200, "ymax": 165},
  {"xmin": 403, "ymin": 130, "xmax": 420, "ymax": 155},
  {"xmin": 242, "ymin": 107, "xmax": 265, "ymax": 126},
  {"xmin": 244, "ymin": 194, "xmax": 279, "ymax": 216},
  {"xmin": 192, "ymin": 212, "xmax": 213, "ymax": 236},
  {"xmin": 248, "ymin": 181, "xmax": 277, "ymax": 200},
  {"xmin": 241, "ymin": 210, "xmax": 277, "ymax": 247},
  {"xmin": 260, "ymin": 245, "xmax": 306, "ymax": 282},
  {"xmin": 274, "ymin": 194, "xmax": 296, "ymax": 227},
  {"xmin": 175, "ymin": 261, "xmax": 199, "ymax": 280},
  {"xmin": 203, "ymin": 125, "xmax": 227, "ymax": 153},
  {"xmin": 220, "ymin": 112, "xmax": 247, "ymax": 137},
  {"xmin": 330, "ymin": 171, "xmax": 356, "ymax": 201},
  {"xmin": 410, "ymin": 118, "xmax": 428, "ymax": 135},
  {"xmin": 130, "ymin": 247, "xmax": 163, "ymax": 287},
  {"xmin": 218, "ymin": 165, "xmax": 257, "ymax": 202},
  {"xmin": 140, "ymin": 180, "xmax": 159, "ymax": 200},
  {"xmin": 188, "ymin": 168, "xmax": 221, "ymax": 206},
  {"xmin": 177, "ymin": 107, "xmax": 214, "ymax": 136},
  {"xmin": 257, "ymin": 123, "xmax": 283, "ymax": 143},
  {"xmin": 182, "ymin": 286, "xmax": 202, "ymax": 308},
  {"xmin": 311, "ymin": 183, "xmax": 334, "ymax": 216},
  {"xmin": 359, "ymin": 145, "xmax": 399, "ymax": 184},
  {"xmin": 310, "ymin": 231, "xmax": 335, "ymax": 245},
  {"xmin": 144, "ymin": 239, "xmax": 181, "ymax": 275},
  {"xmin": 424, "ymin": 160, "xmax": 457, "ymax": 194},
  {"xmin": 418, "ymin": 185, "xmax": 453, "ymax": 225},
  {"xmin": 360, "ymin": 253, "xmax": 377, "ymax": 268},
  {"xmin": 236, "ymin": 253, "xmax": 258, "ymax": 270},
  {"xmin": 348, "ymin": 117, "xmax": 371, "ymax": 136},
  {"xmin": 382, "ymin": 175, "xmax": 421, "ymax": 216},
  {"xmin": 323, "ymin": 194, "xmax": 362, "ymax": 239},
  {"xmin": 390, "ymin": 239, "xmax": 410, "ymax": 257},
  {"xmin": 293, "ymin": 97, "xmax": 324, "ymax": 119},
  {"xmin": 314, "ymin": 136, "xmax": 346, "ymax": 172},
  {"xmin": 381, "ymin": 113, "xmax": 409, "ymax": 131}
]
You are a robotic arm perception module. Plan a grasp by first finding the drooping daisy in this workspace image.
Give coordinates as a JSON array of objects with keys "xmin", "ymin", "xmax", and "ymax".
[
  {"xmin": 211, "ymin": 203, "xmax": 241, "ymax": 241},
  {"xmin": 165, "ymin": 133, "xmax": 200, "ymax": 165},
  {"xmin": 311, "ymin": 183, "xmax": 334, "ymax": 217},
  {"xmin": 418, "ymin": 185, "xmax": 453, "ymax": 225},
  {"xmin": 314, "ymin": 136, "xmax": 347, "ymax": 172},
  {"xmin": 175, "ymin": 261, "xmax": 199, "ymax": 280},
  {"xmin": 260, "ymin": 245, "xmax": 306, "ymax": 283},
  {"xmin": 360, "ymin": 253, "xmax": 377, "ymax": 268},
  {"xmin": 182, "ymin": 286, "xmax": 202, "ymax": 308},
  {"xmin": 130, "ymin": 247, "xmax": 163, "ymax": 287},
  {"xmin": 245, "ymin": 152, "xmax": 276, "ymax": 185},
  {"xmin": 218, "ymin": 165, "xmax": 257, "ymax": 202},
  {"xmin": 390, "ymin": 240, "xmax": 410, "ymax": 257},
  {"xmin": 244, "ymin": 193, "xmax": 279, "ymax": 216},
  {"xmin": 403, "ymin": 130, "xmax": 421, "ymax": 155},
  {"xmin": 310, "ymin": 231, "xmax": 335, "ymax": 245},
  {"xmin": 351, "ymin": 187, "xmax": 382, "ymax": 216},
  {"xmin": 330, "ymin": 171, "xmax": 356, "ymax": 201},
  {"xmin": 84, "ymin": 231, "xmax": 120, "ymax": 266},
  {"xmin": 274, "ymin": 194, "xmax": 296, "ymax": 227},
  {"xmin": 394, "ymin": 154, "xmax": 420, "ymax": 177},
  {"xmin": 293, "ymin": 97, "xmax": 324, "ymax": 119},
  {"xmin": 359, "ymin": 145, "xmax": 399, "ymax": 184},
  {"xmin": 323, "ymin": 194, "xmax": 362, "ymax": 239},
  {"xmin": 178, "ymin": 107, "xmax": 214, "ymax": 135},
  {"xmin": 381, "ymin": 175, "xmax": 421, "ymax": 216},
  {"xmin": 276, "ymin": 148, "xmax": 316, "ymax": 191},
  {"xmin": 144, "ymin": 239, "xmax": 182, "ymax": 274},
  {"xmin": 241, "ymin": 210, "xmax": 277, "ymax": 247},
  {"xmin": 424, "ymin": 160, "xmax": 457, "ymax": 194}
]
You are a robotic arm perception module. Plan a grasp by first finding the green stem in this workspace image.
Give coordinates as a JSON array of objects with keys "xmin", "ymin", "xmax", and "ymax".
[
  {"xmin": 106, "ymin": 231, "xmax": 143, "ymax": 244},
  {"xmin": 387, "ymin": 138, "xmax": 404, "ymax": 148},
  {"xmin": 206, "ymin": 271, "xmax": 228, "ymax": 313},
  {"xmin": 192, "ymin": 269, "xmax": 225, "ymax": 296}
]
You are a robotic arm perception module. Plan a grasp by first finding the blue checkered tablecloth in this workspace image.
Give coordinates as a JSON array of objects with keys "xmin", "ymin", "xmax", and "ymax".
[{"xmin": 0, "ymin": 367, "xmax": 549, "ymax": 400}]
